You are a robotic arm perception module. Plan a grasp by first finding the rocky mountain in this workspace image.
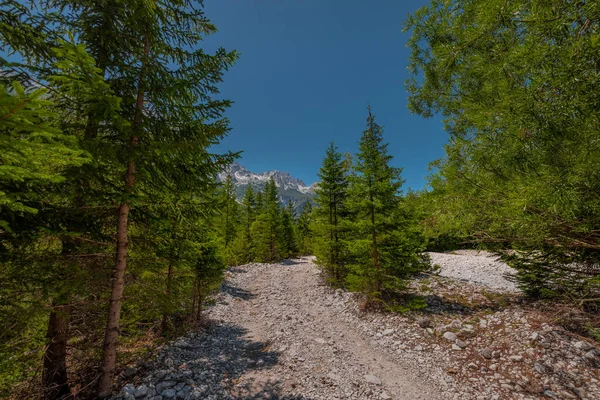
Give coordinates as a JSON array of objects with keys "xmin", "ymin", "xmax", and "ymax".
[{"xmin": 218, "ymin": 163, "xmax": 317, "ymax": 210}]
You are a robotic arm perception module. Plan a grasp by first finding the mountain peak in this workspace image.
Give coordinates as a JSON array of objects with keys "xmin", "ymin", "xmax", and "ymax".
[
  {"xmin": 218, "ymin": 163, "xmax": 316, "ymax": 209},
  {"xmin": 220, "ymin": 163, "xmax": 316, "ymax": 194}
]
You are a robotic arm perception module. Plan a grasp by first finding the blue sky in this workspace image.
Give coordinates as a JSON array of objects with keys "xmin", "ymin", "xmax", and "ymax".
[{"xmin": 204, "ymin": 0, "xmax": 447, "ymax": 190}]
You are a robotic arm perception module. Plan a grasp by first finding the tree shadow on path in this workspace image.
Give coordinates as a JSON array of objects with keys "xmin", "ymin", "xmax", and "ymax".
[
  {"xmin": 220, "ymin": 281, "xmax": 256, "ymax": 300},
  {"xmin": 146, "ymin": 321, "xmax": 313, "ymax": 400}
]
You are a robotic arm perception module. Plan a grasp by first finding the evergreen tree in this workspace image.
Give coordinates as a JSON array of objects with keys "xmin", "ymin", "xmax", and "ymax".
[
  {"xmin": 0, "ymin": 80, "xmax": 90, "ymax": 399},
  {"xmin": 313, "ymin": 142, "xmax": 349, "ymax": 285},
  {"xmin": 0, "ymin": 1, "xmax": 238, "ymax": 397},
  {"xmin": 0, "ymin": 83, "xmax": 88, "ymax": 229},
  {"xmin": 297, "ymin": 201, "xmax": 313, "ymax": 255},
  {"xmin": 251, "ymin": 178, "xmax": 282, "ymax": 262},
  {"xmin": 345, "ymin": 108, "xmax": 428, "ymax": 305},
  {"xmin": 281, "ymin": 200, "xmax": 299, "ymax": 258},
  {"xmin": 240, "ymin": 185, "xmax": 257, "ymax": 262},
  {"xmin": 255, "ymin": 190, "xmax": 265, "ymax": 213},
  {"xmin": 217, "ymin": 175, "xmax": 240, "ymax": 248},
  {"xmin": 0, "ymin": 36, "xmax": 121, "ymax": 398},
  {"xmin": 128, "ymin": 193, "xmax": 226, "ymax": 337},
  {"xmin": 68, "ymin": 3, "xmax": 238, "ymax": 394},
  {"xmin": 405, "ymin": 0, "xmax": 600, "ymax": 300}
]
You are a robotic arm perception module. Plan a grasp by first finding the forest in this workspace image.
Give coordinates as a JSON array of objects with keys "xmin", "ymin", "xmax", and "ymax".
[{"xmin": 0, "ymin": 0, "xmax": 599, "ymax": 399}]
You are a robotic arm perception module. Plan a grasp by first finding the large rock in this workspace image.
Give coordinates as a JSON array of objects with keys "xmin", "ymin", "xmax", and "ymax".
[
  {"xmin": 133, "ymin": 385, "xmax": 148, "ymax": 398},
  {"xmin": 161, "ymin": 388, "xmax": 177, "ymax": 399},
  {"xmin": 573, "ymin": 341, "xmax": 594, "ymax": 351},
  {"xmin": 480, "ymin": 348, "xmax": 493, "ymax": 359},
  {"xmin": 443, "ymin": 331, "xmax": 457, "ymax": 342},
  {"xmin": 122, "ymin": 384, "xmax": 136, "ymax": 396},
  {"xmin": 155, "ymin": 381, "xmax": 176, "ymax": 393},
  {"xmin": 417, "ymin": 317, "xmax": 432, "ymax": 328}
]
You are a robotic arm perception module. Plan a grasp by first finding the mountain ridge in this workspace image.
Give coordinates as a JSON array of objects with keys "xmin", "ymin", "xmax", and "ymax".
[{"xmin": 218, "ymin": 163, "xmax": 317, "ymax": 209}]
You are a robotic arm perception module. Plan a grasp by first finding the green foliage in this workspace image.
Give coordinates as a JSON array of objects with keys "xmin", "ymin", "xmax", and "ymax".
[
  {"xmin": 405, "ymin": 0, "xmax": 600, "ymax": 300},
  {"xmin": 216, "ymin": 175, "xmax": 241, "ymax": 264},
  {"xmin": 0, "ymin": 0, "xmax": 239, "ymax": 397},
  {"xmin": 309, "ymin": 111, "xmax": 429, "ymax": 308},
  {"xmin": 588, "ymin": 326, "xmax": 600, "ymax": 343},
  {"xmin": 250, "ymin": 178, "xmax": 282, "ymax": 262},
  {"xmin": 281, "ymin": 200, "xmax": 299, "ymax": 258},
  {"xmin": 385, "ymin": 295, "xmax": 428, "ymax": 314},
  {"xmin": 127, "ymin": 198, "xmax": 226, "ymax": 337},
  {"xmin": 0, "ymin": 81, "xmax": 88, "ymax": 228},
  {"xmin": 218, "ymin": 179, "xmax": 308, "ymax": 266},
  {"xmin": 296, "ymin": 201, "xmax": 313, "ymax": 255},
  {"xmin": 237, "ymin": 184, "xmax": 257, "ymax": 262},
  {"xmin": 313, "ymin": 142, "xmax": 349, "ymax": 285},
  {"xmin": 344, "ymin": 108, "xmax": 429, "ymax": 305}
]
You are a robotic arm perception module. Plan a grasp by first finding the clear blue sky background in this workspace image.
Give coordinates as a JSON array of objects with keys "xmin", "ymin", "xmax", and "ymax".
[{"xmin": 204, "ymin": 0, "xmax": 447, "ymax": 190}]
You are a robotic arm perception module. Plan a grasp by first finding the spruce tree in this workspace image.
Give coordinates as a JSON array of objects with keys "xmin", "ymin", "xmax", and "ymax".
[
  {"xmin": 281, "ymin": 200, "xmax": 299, "ymax": 258},
  {"xmin": 0, "ymin": 80, "xmax": 90, "ymax": 399},
  {"xmin": 345, "ymin": 108, "xmax": 427, "ymax": 305},
  {"xmin": 240, "ymin": 185, "xmax": 257, "ymax": 262},
  {"xmin": 313, "ymin": 142, "xmax": 349, "ymax": 285},
  {"xmin": 255, "ymin": 190, "xmax": 265, "ymax": 214},
  {"xmin": 297, "ymin": 201, "xmax": 313, "ymax": 255},
  {"xmin": 251, "ymin": 178, "xmax": 282, "ymax": 262},
  {"xmin": 0, "ymin": 2, "xmax": 237, "ymax": 397},
  {"xmin": 71, "ymin": 3, "xmax": 238, "ymax": 394},
  {"xmin": 218, "ymin": 175, "xmax": 240, "ymax": 248},
  {"xmin": 0, "ymin": 35, "xmax": 121, "ymax": 398},
  {"xmin": 0, "ymin": 82, "xmax": 89, "ymax": 228}
]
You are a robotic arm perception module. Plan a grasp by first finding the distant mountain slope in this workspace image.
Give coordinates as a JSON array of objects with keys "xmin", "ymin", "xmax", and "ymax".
[{"xmin": 218, "ymin": 163, "xmax": 316, "ymax": 210}]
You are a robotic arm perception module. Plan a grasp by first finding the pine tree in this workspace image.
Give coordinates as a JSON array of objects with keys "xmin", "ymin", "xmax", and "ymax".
[
  {"xmin": 281, "ymin": 200, "xmax": 299, "ymax": 258},
  {"xmin": 405, "ymin": 0, "xmax": 600, "ymax": 300},
  {"xmin": 313, "ymin": 142, "xmax": 349, "ymax": 285},
  {"xmin": 345, "ymin": 108, "xmax": 427, "ymax": 305}
]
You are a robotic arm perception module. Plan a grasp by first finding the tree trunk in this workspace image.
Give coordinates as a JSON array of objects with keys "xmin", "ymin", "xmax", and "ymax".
[
  {"xmin": 42, "ymin": 303, "xmax": 70, "ymax": 400},
  {"xmin": 97, "ymin": 35, "xmax": 149, "ymax": 399},
  {"xmin": 329, "ymin": 197, "xmax": 334, "ymax": 273},
  {"xmin": 196, "ymin": 289, "xmax": 203, "ymax": 324},
  {"xmin": 270, "ymin": 226, "xmax": 274, "ymax": 261},
  {"xmin": 370, "ymin": 194, "xmax": 379, "ymax": 293},
  {"xmin": 224, "ymin": 198, "xmax": 230, "ymax": 246},
  {"xmin": 191, "ymin": 276, "xmax": 198, "ymax": 322},
  {"xmin": 333, "ymin": 196, "xmax": 339, "ymax": 282},
  {"xmin": 161, "ymin": 264, "xmax": 174, "ymax": 333}
]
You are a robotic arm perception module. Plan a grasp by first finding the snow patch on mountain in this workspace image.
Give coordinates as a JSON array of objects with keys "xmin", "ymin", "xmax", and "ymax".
[
  {"xmin": 219, "ymin": 163, "xmax": 317, "ymax": 194},
  {"xmin": 218, "ymin": 163, "xmax": 317, "ymax": 210}
]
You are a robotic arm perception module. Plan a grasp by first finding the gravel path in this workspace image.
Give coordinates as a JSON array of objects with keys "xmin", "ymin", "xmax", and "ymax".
[
  {"xmin": 113, "ymin": 258, "xmax": 440, "ymax": 400},
  {"xmin": 428, "ymin": 251, "xmax": 519, "ymax": 292},
  {"xmin": 113, "ymin": 256, "xmax": 600, "ymax": 400}
]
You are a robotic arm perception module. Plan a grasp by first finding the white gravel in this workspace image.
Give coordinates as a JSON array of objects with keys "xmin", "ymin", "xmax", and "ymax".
[
  {"xmin": 111, "ymin": 257, "xmax": 600, "ymax": 400},
  {"xmin": 427, "ymin": 251, "xmax": 519, "ymax": 292}
]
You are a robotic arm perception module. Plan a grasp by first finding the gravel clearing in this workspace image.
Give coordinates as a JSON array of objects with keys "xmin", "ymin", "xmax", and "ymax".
[
  {"xmin": 428, "ymin": 251, "xmax": 519, "ymax": 292},
  {"xmin": 112, "ymin": 256, "xmax": 600, "ymax": 400}
]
